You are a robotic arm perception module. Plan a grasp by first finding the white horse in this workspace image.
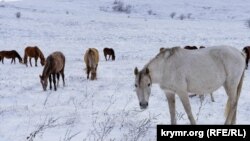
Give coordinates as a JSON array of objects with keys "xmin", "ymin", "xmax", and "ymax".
[{"xmin": 134, "ymin": 46, "xmax": 245, "ymax": 124}]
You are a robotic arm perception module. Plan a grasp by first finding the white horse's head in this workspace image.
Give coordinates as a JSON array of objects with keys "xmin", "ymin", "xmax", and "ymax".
[{"xmin": 134, "ymin": 67, "xmax": 152, "ymax": 109}]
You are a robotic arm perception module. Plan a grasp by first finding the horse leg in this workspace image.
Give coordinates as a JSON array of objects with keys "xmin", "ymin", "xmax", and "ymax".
[
  {"xmin": 24, "ymin": 54, "xmax": 28, "ymax": 67},
  {"xmin": 49, "ymin": 74, "xmax": 52, "ymax": 90},
  {"xmin": 224, "ymin": 84, "xmax": 238, "ymax": 124},
  {"xmin": 210, "ymin": 93, "xmax": 215, "ymax": 102},
  {"xmin": 165, "ymin": 91, "xmax": 176, "ymax": 124},
  {"xmin": 245, "ymin": 57, "xmax": 248, "ymax": 69},
  {"xmin": 105, "ymin": 54, "xmax": 107, "ymax": 61},
  {"xmin": 178, "ymin": 92, "xmax": 196, "ymax": 124},
  {"xmin": 29, "ymin": 57, "xmax": 32, "ymax": 67},
  {"xmin": 53, "ymin": 73, "xmax": 57, "ymax": 91},
  {"xmin": 56, "ymin": 73, "xmax": 60, "ymax": 87},
  {"xmin": 96, "ymin": 64, "xmax": 98, "ymax": 71},
  {"xmin": 35, "ymin": 57, "xmax": 38, "ymax": 67},
  {"xmin": 199, "ymin": 95, "xmax": 204, "ymax": 102},
  {"xmin": 245, "ymin": 50, "xmax": 249, "ymax": 69},
  {"xmin": 87, "ymin": 66, "xmax": 90, "ymax": 79},
  {"xmin": 61, "ymin": 68, "xmax": 65, "ymax": 86}
]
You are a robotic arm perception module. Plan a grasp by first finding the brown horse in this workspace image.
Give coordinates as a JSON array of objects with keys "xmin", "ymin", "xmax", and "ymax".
[
  {"xmin": 39, "ymin": 51, "xmax": 65, "ymax": 91},
  {"xmin": 103, "ymin": 48, "xmax": 115, "ymax": 61},
  {"xmin": 0, "ymin": 50, "xmax": 22, "ymax": 64},
  {"xmin": 84, "ymin": 48, "xmax": 99, "ymax": 80},
  {"xmin": 242, "ymin": 46, "xmax": 250, "ymax": 69},
  {"xmin": 24, "ymin": 46, "xmax": 45, "ymax": 67}
]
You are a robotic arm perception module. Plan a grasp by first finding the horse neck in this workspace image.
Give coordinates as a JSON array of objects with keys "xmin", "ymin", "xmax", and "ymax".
[
  {"xmin": 38, "ymin": 49, "xmax": 45, "ymax": 61},
  {"xmin": 144, "ymin": 57, "xmax": 164, "ymax": 84},
  {"xmin": 42, "ymin": 58, "xmax": 52, "ymax": 78},
  {"xmin": 15, "ymin": 52, "xmax": 22, "ymax": 61}
]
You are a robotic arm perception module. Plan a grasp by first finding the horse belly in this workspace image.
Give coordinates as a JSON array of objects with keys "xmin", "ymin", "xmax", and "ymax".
[{"xmin": 187, "ymin": 70, "xmax": 226, "ymax": 94}]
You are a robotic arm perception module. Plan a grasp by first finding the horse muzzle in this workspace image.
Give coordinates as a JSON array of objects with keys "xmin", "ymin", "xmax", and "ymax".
[{"xmin": 139, "ymin": 102, "xmax": 148, "ymax": 109}]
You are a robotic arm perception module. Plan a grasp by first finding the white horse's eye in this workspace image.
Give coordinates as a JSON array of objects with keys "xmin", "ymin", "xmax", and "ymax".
[
  {"xmin": 148, "ymin": 83, "xmax": 151, "ymax": 87},
  {"xmin": 135, "ymin": 84, "xmax": 138, "ymax": 87}
]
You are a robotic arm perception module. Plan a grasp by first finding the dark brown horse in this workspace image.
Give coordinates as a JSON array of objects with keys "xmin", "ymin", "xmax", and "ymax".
[
  {"xmin": 24, "ymin": 46, "xmax": 45, "ymax": 67},
  {"xmin": 0, "ymin": 50, "xmax": 22, "ymax": 64},
  {"xmin": 242, "ymin": 46, "xmax": 250, "ymax": 69},
  {"xmin": 199, "ymin": 46, "xmax": 205, "ymax": 49},
  {"xmin": 103, "ymin": 48, "xmax": 115, "ymax": 61},
  {"xmin": 84, "ymin": 48, "xmax": 99, "ymax": 80},
  {"xmin": 39, "ymin": 51, "xmax": 65, "ymax": 91},
  {"xmin": 184, "ymin": 46, "xmax": 198, "ymax": 50}
]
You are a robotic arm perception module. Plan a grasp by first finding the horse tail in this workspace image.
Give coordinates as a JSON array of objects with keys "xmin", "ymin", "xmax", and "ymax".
[
  {"xmin": 111, "ymin": 49, "xmax": 115, "ymax": 60},
  {"xmin": 243, "ymin": 47, "xmax": 249, "ymax": 66},
  {"xmin": 224, "ymin": 69, "xmax": 245, "ymax": 118}
]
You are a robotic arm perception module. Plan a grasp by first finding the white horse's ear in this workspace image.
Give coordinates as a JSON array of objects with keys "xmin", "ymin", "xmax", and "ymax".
[
  {"xmin": 134, "ymin": 67, "xmax": 139, "ymax": 75},
  {"xmin": 145, "ymin": 68, "xmax": 150, "ymax": 74}
]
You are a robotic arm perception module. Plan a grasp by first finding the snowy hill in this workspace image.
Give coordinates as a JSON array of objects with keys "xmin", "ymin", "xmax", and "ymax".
[{"xmin": 1, "ymin": 0, "xmax": 250, "ymax": 140}]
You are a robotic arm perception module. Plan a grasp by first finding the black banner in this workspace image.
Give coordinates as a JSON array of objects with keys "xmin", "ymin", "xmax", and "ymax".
[{"xmin": 157, "ymin": 125, "xmax": 250, "ymax": 141}]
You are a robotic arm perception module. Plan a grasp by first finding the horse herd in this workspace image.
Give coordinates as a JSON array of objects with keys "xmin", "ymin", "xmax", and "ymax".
[
  {"xmin": 0, "ymin": 46, "xmax": 116, "ymax": 91},
  {"xmin": 1, "ymin": 45, "xmax": 250, "ymax": 125}
]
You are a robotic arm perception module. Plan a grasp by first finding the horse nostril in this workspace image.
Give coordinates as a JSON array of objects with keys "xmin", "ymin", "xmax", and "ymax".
[
  {"xmin": 139, "ymin": 102, "xmax": 148, "ymax": 109},
  {"xmin": 139, "ymin": 102, "xmax": 142, "ymax": 106}
]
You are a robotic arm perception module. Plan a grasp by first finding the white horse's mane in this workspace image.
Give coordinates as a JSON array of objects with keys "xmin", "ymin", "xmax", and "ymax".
[{"xmin": 143, "ymin": 46, "xmax": 181, "ymax": 70}]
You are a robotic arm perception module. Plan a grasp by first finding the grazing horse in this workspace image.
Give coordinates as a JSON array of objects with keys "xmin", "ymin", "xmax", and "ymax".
[
  {"xmin": 184, "ymin": 46, "xmax": 198, "ymax": 50},
  {"xmin": 39, "ymin": 51, "xmax": 65, "ymax": 91},
  {"xmin": 103, "ymin": 48, "xmax": 115, "ymax": 61},
  {"xmin": 242, "ymin": 46, "xmax": 250, "ymax": 69},
  {"xmin": 24, "ymin": 46, "xmax": 45, "ymax": 67},
  {"xmin": 0, "ymin": 50, "xmax": 22, "ymax": 64},
  {"xmin": 84, "ymin": 48, "xmax": 99, "ymax": 80},
  {"xmin": 134, "ymin": 46, "xmax": 245, "ymax": 124}
]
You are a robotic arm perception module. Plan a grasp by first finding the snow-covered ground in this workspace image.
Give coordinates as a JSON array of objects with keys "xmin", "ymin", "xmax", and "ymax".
[{"xmin": 1, "ymin": 0, "xmax": 250, "ymax": 140}]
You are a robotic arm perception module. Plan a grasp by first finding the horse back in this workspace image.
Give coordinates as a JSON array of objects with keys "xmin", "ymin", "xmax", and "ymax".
[
  {"xmin": 164, "ymin": 46, "xmax": 245, "ymax": 93},
  {"xmin": 84, "ymin": 48, "xmax": 99, "ymax": 65},
  {"xmin": 92, "ymin": 48, "xmax": 99, "ymax": 63},
  {"xmin": 46, "ymin": 52, "xmax": 65, "ymax": 73},
  {"xmin": 25, "ymin": 46, "xmax": 36, "ymax": 57},
  {"xmin": 0, "ymin": 50, "xmax": 19, "ymax": 58}
]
